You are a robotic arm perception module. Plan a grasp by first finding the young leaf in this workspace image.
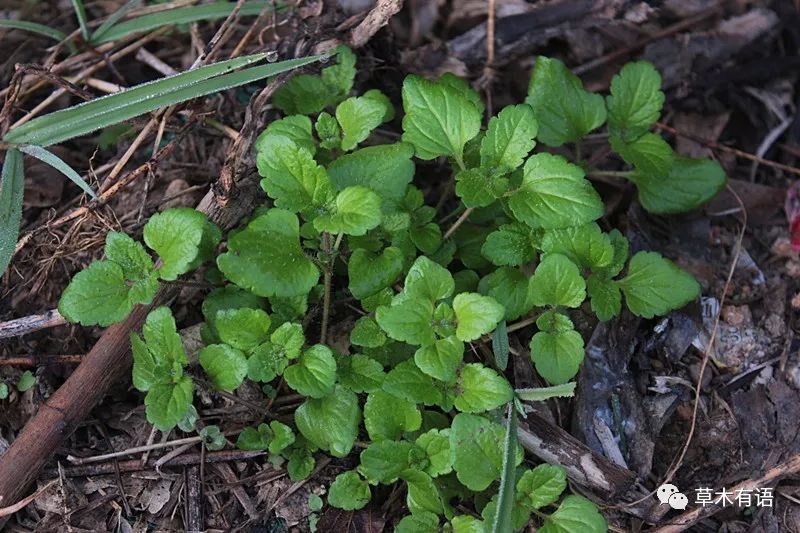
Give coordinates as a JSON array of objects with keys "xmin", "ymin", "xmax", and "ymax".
[
  {"xmin": 215, "ymin": 308, "xmax": 271, "ymax": 352},
  {"xmin": 415, "ymin": 429, "xmax": 452, "ymax": 477},
  {"xmin": 16, "ymin": 371, "xmax": 35, "ymax": 392},
  {"xmin": 336, "ymin": 95, "xmax": 388, "ymax": 151},
  {"xmin": 454, "ymin": 364, "xmax": 513, "ymax": 413},
  {"xmin": 525, "ymin": 56, "xmax": 606, "ymax": 147},
  {"xmin": 315, "ymin": 112, "xmax": 341, "ymax": 150},
  {"xmin": 617, "ymin": 251, "xmax": 700, "ymax": 318},
  {"xmin": 404, "ymin": 255, "xmax": 455, "ymax": 302},
  {"xmin": 131, "ymin": 306, "xmax": 186, "ymax": 392},
  {"xmin": 414, "ymin": 336, "xmax": 464, "ymax": 383},
  {"xmin": 358, "ymin": 440, "xmax": 418, "ymax": 484},
  {"xmin": 401, "ymin": 75, "xmax": 481, "ymax": 166},
  {"xmin": 295, "ymin": 385, "xmax": 361, "ymax": 457},
  {"xmin": 217, "ymin": 208, "xmax": 319, "ymax": 298},
  {"xmin": 610, "ymin": 132, "xmax": 674, "ymax": 178},
  {"xmin": 145, "ymin": 376, "xmax": 193, "ymax": 431},
  {"xmin": 255, "ymin": 114, "xmax": 316, "ymax": 155},
  {"xmin": 273, "ymin": 46, "xmax": 355, "ymax": 115},
  {"xmin": 200, "ymin": 425, "xmax": 226, "ymax": 451},
  {"xmin": 18, "ymin": 145, "xmax": 97, "ymax": 199},
  {"xmin": 348, "ymin": 246, "xmax": 405, "ymax": 300},
  {"xmin": 336, "ymin": 353, "xmax": 386, "ymax": 393},
  {"xmin": 328, "ymin": 471, "xmax": 371, "ymax": 511},
  {"xmin": 236, "ymin": 423, "xmax": 272, "ymax": 451},
  {"xmin": 479, "ymin": 267, "xmax": 534, "ymax": 321},
  {"xmin": 402, "ymin": 469, "xmax": 445, "ymax": 517},
  {"xmin": 144, "ymin": 208, "xmax": 219, "ymax": 280},
  {"xmin": 382, "ymin": 360, "xmax": 446, "ymax": 407},
  {"xmin": 606, "ymin": 61, "xmax": 664, "ymax": 142},
  {"xmin": 455, "ymin": 167, "xmax": 509, "ymax": 208},
  {"xmin": 628, "ymin": 155, "xmax": 726, "ymax": 214},
  {"xmin": 199, "ymin": 344, "xmax": 248, "ymax": 391},
  {"xmin": 327, "ymin": 143, "xmax": 415, "ymax": 202},
  {"xmin": 1, "ymin": 149, "xmax": 25, "ymax": 275},
  {"xmin": 517, "ymin": 464, "xmax": 567, "ymax": 510},
  {"xmin": 0, "ymin": 383, "xmax": 9, "ymax": 400},
  {"xmin": 450, "ymin": 413, "xmax": 522, "ymax": 491},
  {"xmin": 492, "ymin": 320, "xmax": 510, "ymax": 371},
  {"xmin": 539, "ymin": 495, "xmax": 607, "ymax": 533},
  {"xmin": 530, "ymin": 325, "xmax": 584, "ymax": 385},
  {"xmin": 540, "ymin": 223, "xmax": 613, "ymax": 271},
  {"xmin": 269, "ymin": 421, "xmax": 296, "ymax": 454},
  {"xmin": 313, "ymin": 185, "xmax": 382, "ymax": 236},
  {"xmin": 508, "ymin": 153, "xmax": 603, "ymax": 229},
  {"xmin": 364, "ymin": 390, "xmax": 422, "ymax": 441},
  {"xmin": 516, "ymin": 382, "xmax": 576, "ymax": 402},
  {"xmin": 375, "ymin": 297, "xmax": 435, "ymax": 346},
  {"xmin": 528, "ymin": 254, "xmax": 586, "ymax": 308},
  {"xmin": 284, "ymin": 344, "xmax": 337, "ymax": 398},
  {"xmin": 480, "ymin": 104, "xmax": 538, "ymax": 173},
  {"xmin": 586, "ymin": 274, "xmax": 622, "ymax": 321},
  {"xmin": 481, "ymin": 223, "xmax": 537, "ymax": 267},
  {"xmin": 492, "ymin": 404, "xmax": 518, "ymax": 533},
  {"xmin": 452, "ymin": 293, "xmax": 505, "ymax": 342}
]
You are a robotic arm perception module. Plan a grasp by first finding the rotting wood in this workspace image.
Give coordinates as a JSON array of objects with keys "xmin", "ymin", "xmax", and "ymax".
[{"xmin": 0, "ymin": 309, "xmax": 66, "ymax": 340}]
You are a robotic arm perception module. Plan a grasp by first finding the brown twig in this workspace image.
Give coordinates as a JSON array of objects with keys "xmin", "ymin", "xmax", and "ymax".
[
  {"xmin": 349, "ymin": 0, "xmax": 403, "ymax": 48},
  {"xmin": 0, "ymin": 355, "xmax": 83, "ymax": 367},
  {"xmin": 0, "ymin": 309, "xmax": 66, "ymax": 340}
]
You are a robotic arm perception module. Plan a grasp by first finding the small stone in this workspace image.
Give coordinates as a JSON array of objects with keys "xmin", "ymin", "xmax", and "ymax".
[{"xmin": 721, "ymin": 305, "xmax": 751, "ymax": 327}]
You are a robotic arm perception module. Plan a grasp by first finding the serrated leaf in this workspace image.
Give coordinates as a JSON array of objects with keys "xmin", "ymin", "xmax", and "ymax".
[
  {"xmin": 314, "ymin": 185, "xmax": 382, "ymax": 236},
  {"xmin": 586, "ymin": 274, "xmax": 622, "ymax": 321},
  {"xmin": 273, "ymin": 46, "xmax": 355, "ymax": 115},
  {"xmin": 517, "ymin": 464, "xmax": 567, "ymax": 510},
  {"xmin": 105, "ymin": 232, "xmax": 153, "ymax": 279},
  {"xmin": 199, "ymin": 344, "xmax": 248, "ymax": 391},
  {"xmin": 404, "ymin": 255, "xmax": 455, "ymax": 302},
  {"xmin": 201, "ymin": 285, "xmax": 266, "ymax": 342},
  {"xmin": 316, "ymin": 111, "xmax": 341, "ymax": 150},
  {"xmin": 610, "ymin": 131, "xmax": 674, "ymax": 178},
  {"xmin": 415, "ymin": 336, "xmax": 464, "ymax": 383},
  {"xmin": 328, "ymin": 471, "xmax": 371, "ymax": 511},
  {"xmin": 295, "ymin": 385, "xmax": 361, "ymax": 457},
  {"xmin": 396, "ymin": 512, "xmax": 440, "ymax": 533},
  {"xmin": 628, "ymin": 155, "xmax": 726, "ymax": 214},
  {"xmin": 256, "ymin": 114, "xmax": 315, "ymax": 155},
  {"xmin": 452, "ymin": 293, "xmax": 505, "ymax": 342},
  {"xmin": 525, "ymin": 56, "xmax": 606, "ymax": 147},
  {"xmin": 144, "ymin": 208, "xmax": 218, "ymax": 280},
  {"xmin": 327, "ymin": 143, "xmax": 415, "ymax": 202},
  {"xmin": 383, "ymin": 360, "xmax": 446, "ymax": 407},
  {"xmin": 269, "ymin": 421, "xmax": 295, "ymax": 454},
  {"xmin": 539, "ymin": 495, "xmax": 607, "ymax": 533},
  {"xmin": 455, "ymin": 167, "xmax": 509, "ymax": 208},
  {"xmin": 236, "ymin": 423, "xmax": 272, "ymax": 451},
  {"xmin": 402, "ymin": 469, "xmax": 445, "ymax": 517},
  {"xmin": 415, "ymin": 429, "xmax": 452, "ymax": 477},
  {"xmin": 479, "ymin": 267, "xmax": 534, "ymax": 321},
  {"xmin": 528, "ymin": 254, "xmax": 586, "ymax": 308},
  {"xmin": 530, "ymin": 328, "xmax": 584, "ymax": 385},
  {"xmin": 409, "ymin": 223, "xmax": 442, "ymax": 254},
  {"xmin": 348, "ymin": 246, "xmax": 405, "ymax": 300},
  {"xmin": 516, "ymin": 382, "xmax": 576, "ymax": 402},
  {"xmin": 481, "ymin": 223, "xmax": 536, "ymax": 267},
  {"xmin": 450, "ymin": 413, "xmax": 522, "ymax": 491},
  {"xmin": 336, "ymin": 353, "xmax": 386, "ymax": 393},
  {"xmin": 453, "ymin": 515, "xmax": 489, "ymax": 532},
  {"xmin": 481, "ymin": 104, "xmax": 538, "ymax": 173},
  {"xmin": 618, "ymin": 251, "xmax": 700, "ymax": 318},
  {"xmin": 401, "ymin": 75, "xmax": 481, "ymax": 166},
  {"xmin": 131, "ymin": 306, "xmax": 186, "ymax": 392},
  {"xmin": 336, "ymin": 96, "xmax": 387, "ymax": 151},
  {"xmin": 540, "ymin": 223, "xmax": 613, "ymax": 270},
  {"xmin": 0, "ymin": 149, "xmax": 24, "ymax": 276},
  {"xmin": 606, "ymin": 61, "xmax": 664, "ymax": 142},
  {"xmin": 351, "ymin": 316, "xmax": 386, "ymax": 348},
  {"xmin": 217, "ymin": 208, "xmax": 319, "ymax": 298},
  {"xmin": 215, "ymin": 308, "xmax": 271, "ymax": 352},
  {"xmin": 257, "ymin": 135, "xmax": 333, "ymax": 213},
  {"xmin": 145, "ymin": 376, "xmax": 193, "ymax": 431},
  {"xmin": 284, "ymin": 344, "xmax": 337, "ymax": 398},
  {"xmin": 376, "ymin": 297, "xmax": 435, "ymax": 346},
  {"xmin": 438, "ymin": 73, "xmax": 485, "ymax": 116},
  {"xmin": 454, "ymin": 363, "xmax": 513, "ymax": 413},
  {"xmin": 358, "ymin": 440, "xmax": 417, "ymax": 484},
  {"xmin": 364, "ymin": 390, "xmax": 422, "ymax": 441},
  {"xmin": 508, "ymin": 153, "xmax": 603, "ymax": 229}
]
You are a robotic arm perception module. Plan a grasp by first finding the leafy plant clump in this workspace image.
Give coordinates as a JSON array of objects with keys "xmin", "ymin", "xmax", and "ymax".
[{"xmin": 58, "ymin": 48, "xmax": 724, "ymax": 531}]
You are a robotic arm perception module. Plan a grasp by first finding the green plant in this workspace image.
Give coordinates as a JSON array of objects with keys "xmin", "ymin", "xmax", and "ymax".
[{"xmin": 54, "ymin": 49, "xmax": 725, "ymax": 531}]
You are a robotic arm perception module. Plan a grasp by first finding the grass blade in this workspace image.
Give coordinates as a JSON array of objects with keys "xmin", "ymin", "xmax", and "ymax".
[
  {"xmin": 492, "ymin": 403, "xmax": 518, "ymax": 533},
  {"xmin": 516, "ymin": 382, "xmax": 576, "ymax": 402},
  {"xmin": 5, "ymin": 53, "xmax": 322, "ymax": 147},
  {"xmin": 0, "ymin": 19, "xmax": 69, "ymax": 42},
  {"xmin": 92, "ymin": 1, "xmax": 275, "ymax": 44},
  {"xmin": 18, "ymin": 145, "xmax": 97, "ymax": 199},
  {"xmin": 0, "ymin": 149, "xmax": 25, "ymax": 275},
  {"xmin": 90, "ymin": 0, "xmax": 142, "ymax": 43},
  {"xmin": 492, "ymin": 320, "xmax": 509, "ymax": 370},
  {"xmin": 70, "ymin": 0, "xmax": 91, "ymax": 41}
]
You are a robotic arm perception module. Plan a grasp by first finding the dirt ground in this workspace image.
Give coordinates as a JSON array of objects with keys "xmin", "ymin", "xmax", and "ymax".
[{"xmin": 1, "ymin": 0, "xmax": 800, "ymax": 531}]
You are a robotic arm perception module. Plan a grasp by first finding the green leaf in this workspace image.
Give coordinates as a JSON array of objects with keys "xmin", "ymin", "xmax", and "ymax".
[
  {"xmin": 438, "ymin": 72, "xmax": 485, "ymax": 116},
  {"xmin": 105, "ymin": 232, "xmax": 153, "ymax": 279},
  {"xmin": 530, "ymin": 325, "xmax": 584, "ymax": 385},
  {"xmin": 314, "ymin": 186, "xmax": 382, "ymax": 236},
  {"xmin": 269, "ymin": 421, "xmax": 296, "ymax": 454},
  {"xmin": 525, "ymin": 56, "xmax": 606, "ymax": 147},
  {"xmin": 336, "ymin": 353, "xmax": 386, "ymax": 393},
  {"xmin": 455, "ymin": 363, "xmax": 513, "ymax": 413},
  {"xmin": 481, "ymin": 104, "xmax": 538, "ymax": 173},
  {"xmin": 5, "ymin": 54, "xmax": 322, "ymax": 147},
  {"xmin": 396, "ymin": 513, "xmax": 440, "ymax": 533},
  {"xmin": 410, "ymin": 223, "xmax": 443, "ymax": 254},
  {"xmin": 217, "ymin": 209, "xmax": 319, "ymax": 298},
  {"xmin": 89, "ymin": 0, "xmax": 141, "ymax": 44},
  {"xmin": 16, "ymin": 370, "xmax": 35, "ymax": 392},
  {"xmin": 18, "ymin": 145, "xmax": 97, "ymax": 199},
  {"xmin": 351, "ymin": 316, "xmax": 386, "ymax": 348},
  {"xmin": 144, "ymin": 208, "xmax": 219, "ymax": 280},
  {"xmin": 455, "ymin": 167, "xmax": 509, "ymax": 208},
  {"xmin": 256, "ymin": 114, "xmax": 316, "ymax": 155},
  {"xmin": 606, "ymin": 61, "xmax": 664, "ymax": 142},
  {"xmin": 375, "ymin": 297, "xmax": 435, "ymax": 346},
  {"xmin": 0, "ymin": 19, "xmax": 68, "ymax": 43},
  {"xmin": 415, "ymin": 336, "xmax": 464, "ymax": 383},
  {"xmin": 131, "ymin": 306, "xmax": 186, "ymax": 392},
  {"xmin": 401, "ymin": 75, "xmax": 481, "ymax": 166},
  {"xmin": 452, "ymin": 293, "xmax": 505, "ymax": 342},
  {"xmin": 327, "ymin": 143, "xmax": 415, "ymax": 202},
  {"xmin": 336, "ymin": 96, "xmax": 387, "ymax": 151},
  {"xmin": 215, "ymin": 308, "xmax": 271, "ymax": 352},
  {"xmin": 508, "ymin": 153, "xmax": 603, "ymax": 229},
  {"xmin": 0, "ymin": 149, "xmax": 24, "ymax": 276},
  {"xmin": 481, "ymin": 223, "xmax": 536, "ymax": 267},
  {"xmin": 403, "ymin": 469, "xmax": 445, "ymax": 517},
  {"xmin": 320, "ymin": 46, "xmax": 357, "ymax": 101},
  {"xmin": 517, "ymin": 464, "xmax": 567, "ymax": 510},
  {"xmin": 246, "ymin": 343, "xmax": 287, "ymax": 383},
  {"xmin": 516, "ymin": 382, "xmax": 576, "ymax": 402},
  {"xmin": 295, "ymin": 385, "xmax": 361, "ymax": 457},
  {"xmin": 363, "ymin": 89, "xmax": 395, "ymax": 121},
  {"xmin": 358, "ymin": 440, "xmax": 418, "ymax": 484},
  {"xmin": 539, "ymin": 495, "xmax": 607, "ymax": 533},
  {"xmin": 328, "ymin": 471, "xmax": 371, "ymax": 511},
  {"xmin": 315, "ymin": 112, "xmax": 341, "ymax": 150},
  {"xmin": 603, "ymin": 229, "xmax": 629, "ymax": 278},
  {"xmin": 364, "ymin": 390, "xmax": 422, "ymax": 441},
  {"xmin": 287, "ymin": 444, "xmax": 316, "ymax": 481},
  {"xmin": 273, "ymin": 46, "xmax": 355, "ymax": 115},
  {"xmin": 492, "ymin": 405, "xmax": 518, "ymax": 533},
  {"xmin": 450, "ymin": 413, "xmax": 522, "ymax": 491},
  {"xmin": 479, "ymin": 267, "xmax": 534, "ymax": 321},
  {"xmin": 201, "ymin": 285, "xmax": 265, "ymax": 342},
  {"xmin": 528, "ymin": 254, "xmax": 586, "ymax": 308},
  {"xmin": 284, "ymin": 344, "xmax": 337, "ymax": 398},
  {"xmin": 415, "ymin": 429, "xmax": 452, "ymax": 477},
  {"xmin": 236, "ymin": 423, "xmax": 272, "ymax": 451},
  {"xmin": 0, "ymin": 383, "xmax": 9, "ymax": 400},
  {"xmin": 586, "ymin": 274, "xmax": 621, "ymax": 321},
  {"xmin": 383, "ymin": 360, "xmax": 446, "ymax": 407},
  {"xmin": 348, "ymin": 246, "xmax": 404, "ymax": 300},
  {"xmin": 618, "ymin": 251, "xmax": 700, "ymax": 318},
  {"xmin": 492, "ymin": 320, "xmax": 510, "ymax": 371},
  {"xmin": 200, "ymin": 425, "xmax": 226, "ymax": 451},
  {"xmin": 257, "ymin": 135, "xmax": 333, "ymax": 213},
  {"xmin": 404, "ymin": 256, "xmax": 455, "ymax": 302},
  {"xmin": 610, "ymin": 132, "xmax": 674, "ymax": 178},
  {"xmin": 540, "ymin": 223, "xmax": 613, "ymax": 270},
  {"xmin": 199, "ymin": 344, "xmax": 248, "ymax": 391},
  {"xmin": 145, "ymin": 376, "xmax": 193, "ymax": 431},
  {"xmin": 70, "ymin": 0, "xmax": 90, "ymax": 40},
  {"xmin": 628, "ymin": 155, "xmax": 726, "ymax": 214},
  {"xmin": 453, "ymin": 516, "xmax": 489, "ymax": 533}
]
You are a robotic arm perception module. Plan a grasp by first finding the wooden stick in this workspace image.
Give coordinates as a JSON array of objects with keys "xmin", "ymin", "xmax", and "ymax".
[
  {"xmin": 0, "ymin": 309, "xmax": 66, "ymax": 340},
  {"xmin": 0, "ymin": 354, "xmax": 82, "ymax": 367}
]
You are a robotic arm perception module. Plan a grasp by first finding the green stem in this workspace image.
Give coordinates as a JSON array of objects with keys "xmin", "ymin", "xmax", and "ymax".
[{"xmin": 589, "ymin": 170, "xmax": 632, "ymax": 178}]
